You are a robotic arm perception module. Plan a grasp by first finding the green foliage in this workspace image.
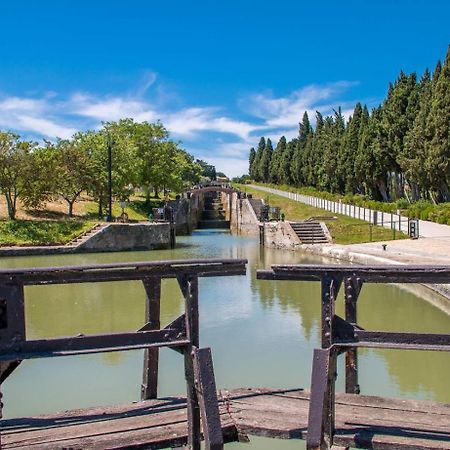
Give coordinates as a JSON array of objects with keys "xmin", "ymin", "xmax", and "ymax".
[
  {"xmin": 0, "ymin": 132, "xmax": 35, "ymax": 219},
  {"xmin": 196, "ymin": 159, "xmax": 217, "ymax": 180},
  {"xmin": 246, "ymin": 45, "xmax": 450, "ymax": 216},
  {"xmin": 232, "ymin": 174, "xmax": 251, "ymax": 184},
  {"xmin": 0, "ymin": 117, "xmax": 202, "ymax": 220},
  {"xmin": 0, "ymin": 220, "xmax": 95, "ymax": 246},
  {"xmin": 234, "ymin": 184, "xmax": 406, "ymax": 244}
]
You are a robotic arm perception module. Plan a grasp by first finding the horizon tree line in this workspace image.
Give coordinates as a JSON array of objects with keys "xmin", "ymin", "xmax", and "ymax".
[
  {"xmin": 249, "ymin": 46, "xmax": 450, "ymax": 204},
  {"xmin": 0, "ymin": 118, "xmax": 215, "ymax": 220}
]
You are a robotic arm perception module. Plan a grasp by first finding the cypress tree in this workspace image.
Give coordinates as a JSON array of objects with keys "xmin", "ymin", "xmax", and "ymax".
[
  {"xmin": 249, "ymin": 147, "xmax": 256, "ymax": 179},
  {"xmin": 258, "ymin": 138, "xmax": 273, "ymax": 183},
  {"xmin": 340, "ymin": 103, "xmax": 363, "ymax": 193},
  {"xmin": 253, "ymin": 137, "xmax": 266, "ymax": 181},
  {"xmin": 270, "ymin": 136, "xmax": 286, "ymax": 183},
  {"xmin": 402, "ymin": 69, "xmax": 432, "ymax": 200},
  {"xmin": 281, "ymin": 139, "xmax": 296, "ymax": 185},
  {"xmin": 425, "ymin": 46, "xmax": 450, "ymax": 200}
]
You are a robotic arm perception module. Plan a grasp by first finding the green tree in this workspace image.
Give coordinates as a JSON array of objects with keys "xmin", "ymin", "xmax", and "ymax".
[
  {"xmin": 270, "ymin": 136, "xmax": 286, "ymax": 183},
  {"xmin": 339, "ymin": 103, "xmax": 363, "ymax": 193},
  {"xmin": 425, "ymin": 46, "xmax": 450, "ymax": 200},
  {"xmin": 53, "ymin": 139, "xmax": 95, "ymax": 216},
  {"xmin": 249, "ymin": 147, "xmax": 256, "ymax": 178},
  {"xmin": 0, "ymin": 132, "xmax": 34, "ymax": 219},
  {"xmin": 253, "ymin": 137, "xmax": 266, "ymax": 181},
  {"xmin": 401, "ymin": 70, "xmax": 433, "ymax": 200},
  {"xmin": 259, "ymin": 138, "xmax": 273, "ymax": 182}
]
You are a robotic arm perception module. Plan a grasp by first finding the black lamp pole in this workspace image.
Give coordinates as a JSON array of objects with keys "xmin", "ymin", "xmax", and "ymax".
[{"xmin": 107, "ymin": 135, "xmax": 113, "ymax": 222}]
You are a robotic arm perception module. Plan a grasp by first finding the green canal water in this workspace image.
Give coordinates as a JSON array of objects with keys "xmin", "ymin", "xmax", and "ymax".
[{"xmin": 1, "ymin": 229, "xmax": 449, "ymax": 449}]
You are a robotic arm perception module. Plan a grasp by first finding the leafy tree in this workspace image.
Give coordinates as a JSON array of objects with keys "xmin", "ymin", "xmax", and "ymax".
[
  {"xmin": 53, "ymin": 139, "xmax": 95, "ymax": 216},
  {"xmin": 0, "ymin": 132, "xmax": 33, "ymax": 219},
  {"xmin": 196, "ymin": 159, "xmax": 217, "ymax": 181}
]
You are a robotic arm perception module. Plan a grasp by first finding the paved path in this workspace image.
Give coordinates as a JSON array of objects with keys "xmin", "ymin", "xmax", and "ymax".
[
  {"xmin": 248, "ymin": 184, "xmax": 450, "ymax": 239},
  {"xmin": 248, "ymin": 185, "xmax": 450, "ymax": 302}
]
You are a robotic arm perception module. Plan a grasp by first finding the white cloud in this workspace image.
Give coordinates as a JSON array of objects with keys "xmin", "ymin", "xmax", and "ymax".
[
  {"xmin": 0, "ymin": 96, "xmax": 46, "ymax": 113},
  {"xmin": 164, "ymin": 108, "xmax": 261, "ymax": 140},
  {"xmin": 69, "ymin": 93, "xmax": 158, "ymax": 123},
  {"xmin": 0, "ymin": 96, "xmax": 76, "ymax": 139},
  {"xmin": 197, "ymin": 154, "xmax": 249, "ymax": 178},
  {"xmin": 241, "ymin": 81, "xmax": 358, "ymax": 128},
  {"xmin": 0, "ymin": 78, "xmax": 361, "ymax": 175}
]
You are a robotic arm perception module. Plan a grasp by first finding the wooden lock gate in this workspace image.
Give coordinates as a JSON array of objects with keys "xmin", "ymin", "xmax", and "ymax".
[
  {"xmin": 0, "ymin": 258, "xmax": 247, "ymax": 450},
  {"xmin": 258, "ymin": 264, "xmax": 450, "ymax": 450}
]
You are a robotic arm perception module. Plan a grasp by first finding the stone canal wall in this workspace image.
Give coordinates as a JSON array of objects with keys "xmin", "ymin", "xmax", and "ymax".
[
  {"xmin": 0, "ymin": 222, "xmax": 172, "ymax": 257},
  {"xmin": 170, "ymin": 195, "xmax": 204, "ymax": 235},
  {"xmin": 76, "ymin": 222, "xmax": 171, "ymax": 252},
  {"xmin": 262, "ymin": 221, "xmax": 302, "ymax": 250},
  {"xmin": 229, "ymin": 193, "xmax": 261, "ymax": 236}
]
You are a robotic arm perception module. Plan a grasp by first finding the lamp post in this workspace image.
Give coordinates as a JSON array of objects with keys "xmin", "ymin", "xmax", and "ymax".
[{"xmin": 107, "ymin": 134, "xmax": 113, "ymax": 222}]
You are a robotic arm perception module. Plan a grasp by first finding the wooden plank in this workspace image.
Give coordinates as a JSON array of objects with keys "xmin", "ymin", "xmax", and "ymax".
[
  {"xmin": 1, "ymin": 388, "xmax": 449, "ymax": 450},
  {"xmin": 193, "ymin": 347, "xmax": 223, "ymax": 449},
  {"xmin": 141, "ymin": 276, "xmax": 161, "ymax": 400},
  {"xmin": 0, "ymin": 259, "xmax": 247, "ymax": 286},
  {"xmin": 257, "ymin": 264, "xmax": 450, "ymax": 284}
]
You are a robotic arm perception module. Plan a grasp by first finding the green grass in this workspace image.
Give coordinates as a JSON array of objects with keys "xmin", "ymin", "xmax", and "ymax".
[
  {"xmin": 235, "ymin": 184, "xmax": 407, "ymax": 244},
  {"xmin": 83, "ymin": 197, "xmax": 168, "ymax": 221},
  {"xmin": 0, "ymin": 220, "xmax": 96, "ymax": 246}
]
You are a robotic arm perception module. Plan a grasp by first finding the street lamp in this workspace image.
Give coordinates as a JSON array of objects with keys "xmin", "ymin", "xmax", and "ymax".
[{"xmin": 106, "ymin": 133, "xmax": 114, "ymax": 222}]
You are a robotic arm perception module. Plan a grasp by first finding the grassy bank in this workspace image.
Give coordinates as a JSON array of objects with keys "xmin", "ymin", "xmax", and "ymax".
[
  {"xmin": 248, "ymin": 182, "xmax": 450, "ymax": 225},
  {"xmin": 0, "ymin": 220, "xmax": 96, "ymax": 246},
  {"xmin": 0, "ymin": 193, "xmax": 168, "ymax": 246},
  {"xmin": 235, "ymin": 184, "xmax": 407, "ymax": 244}
]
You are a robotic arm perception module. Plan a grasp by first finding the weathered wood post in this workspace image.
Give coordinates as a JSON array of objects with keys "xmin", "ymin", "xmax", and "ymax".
[
  {"xmin": 178, "ymin": 273, "xmax": 202, "ymax": 450},
  {"xmin": 344, "ymin": 277, "xmax": 362, "ymax": 395},
  {"xmin": 307, "ymin": 276, "xmax": 341, "ymax": 450},
  {"xmin": 141, "ymin": 277, "xmax": 162, "ymax": 400}
]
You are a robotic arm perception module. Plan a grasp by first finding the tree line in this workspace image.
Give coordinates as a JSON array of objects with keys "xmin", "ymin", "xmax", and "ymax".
[
  {"xmin": 0, "ymin": 119, "xmax": 208, "ymax": 219},
  {"xmin": 249, "ymin": 46, "xmax": 450, "ymax": 204}
]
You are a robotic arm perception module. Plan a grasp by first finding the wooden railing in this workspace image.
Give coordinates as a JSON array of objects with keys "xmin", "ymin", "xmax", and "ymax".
[
  {"xmin": 0, "ymin": 258, "xmax": 247, "ymax": 450},
  {"xmin": 257, "ymin": 264, "xmax": 450, "ymax": 450}
]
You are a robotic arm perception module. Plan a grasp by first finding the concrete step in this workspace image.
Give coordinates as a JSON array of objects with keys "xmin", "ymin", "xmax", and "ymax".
[{"xmin": 289, "ymin": 221, "xmax": 329, "ymax": 244}]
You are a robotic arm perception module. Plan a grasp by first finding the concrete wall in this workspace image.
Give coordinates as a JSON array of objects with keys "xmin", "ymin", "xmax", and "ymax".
[
  {"xmin": 229, "ymin": 193, "xmax": 260, "ymax": 236},
  {"xmin": 263, "ymin": 221, "xmax": 303, "ymax": 250},
  {"xmin": 169, "ymin": 195, "xmax": 204, "ymax": 235},
  {"xmin": 77, "ymin": 223, "xmax": 171, "ymax": 252}
]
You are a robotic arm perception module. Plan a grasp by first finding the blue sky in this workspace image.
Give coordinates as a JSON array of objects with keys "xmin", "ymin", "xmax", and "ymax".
[{"xmin": 1, "ymin": 0, "xmax": 449, "ymax": 176}]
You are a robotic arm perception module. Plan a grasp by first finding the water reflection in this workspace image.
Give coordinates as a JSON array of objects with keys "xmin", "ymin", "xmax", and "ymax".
[{"xmin": 0, "ymin": 230, "xmax": 449, "ymax": 450}]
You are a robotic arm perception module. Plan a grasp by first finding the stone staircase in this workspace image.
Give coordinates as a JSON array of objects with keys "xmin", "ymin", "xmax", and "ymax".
[
  {"xmin": 197, "ymin": 194, "xmax": 230, "ymax": 229},
  {"xmin": 65, "ymin": 223, "xmax": 108, "ymax": 247},
  {"xmin": 289, "ymin": 221, "xmax": 330, "ymax": 244}
]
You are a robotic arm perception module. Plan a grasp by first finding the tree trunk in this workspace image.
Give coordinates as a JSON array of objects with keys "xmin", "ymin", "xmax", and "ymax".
[
  {"xmin": 5, "ymin": 192, "xmax": 16, "ymax": 220},
  {"xmin": 68, "ymin": 200, "xmax": 74, "ymax": 217},
  {"xmin": 98, "ymin": 194, "xmax": 103, "ymax": 218},
  {"xmin": 376, "ymin": 179, "xmax": 389, "ymax": 202},
  {"xmin": 439, "ymin": 182, "xmax": 450, "ymax": 202},
  {"xmin": 153, "ymin": 187, "xmax": 159, "ymax": 198},
  {"xmin": 410, "ymin": 181, "xmax": 420, "ymax": 202}
]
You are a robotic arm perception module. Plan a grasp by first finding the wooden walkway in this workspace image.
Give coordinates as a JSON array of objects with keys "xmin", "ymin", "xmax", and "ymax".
[{"xmin": 1, "ymin": 388, "xmax": 449, "ymax": 449}]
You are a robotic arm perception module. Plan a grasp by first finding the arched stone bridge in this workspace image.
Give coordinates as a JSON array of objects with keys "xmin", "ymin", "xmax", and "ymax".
[{"xmin": 185, "ymin": 185, "xmax": 239, "ymax": 196}]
